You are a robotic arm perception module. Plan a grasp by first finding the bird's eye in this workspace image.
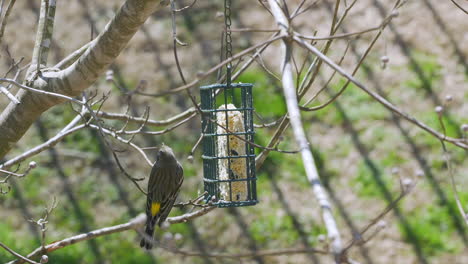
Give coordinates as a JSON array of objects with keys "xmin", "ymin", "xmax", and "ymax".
[{"xmin": 158, "ymin": 150, "xmax": 164, "ymax": 156}]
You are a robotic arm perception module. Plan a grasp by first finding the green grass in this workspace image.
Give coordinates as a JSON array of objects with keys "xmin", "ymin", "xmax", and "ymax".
[
  {"xmin": 249, "ymin": 212, "xmax": 298, "ymax": 245},
  {"xmin": 403, "ymin": 51, "xmax": 442, "ymax": 95},
  {"xmin": 352, "ymin": 161, "xmax": 392, "ymax": 197},
  {"xmin": 401, "ymin": 202, "xmax": 463, "ymax": 256},
  {"xmin": 0, "ymin": 222, "xmax": 38, "ymax": 262}
]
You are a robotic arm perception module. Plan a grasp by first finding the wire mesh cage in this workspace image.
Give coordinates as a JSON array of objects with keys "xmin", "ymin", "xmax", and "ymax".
[{"xmin": 200, "ymin": 82, "xmax": 257, "ymax": 207}]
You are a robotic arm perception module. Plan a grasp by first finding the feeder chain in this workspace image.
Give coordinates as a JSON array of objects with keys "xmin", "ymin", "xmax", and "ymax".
[{"xmin": 224, "ymin": 0, "xmax": 233, "ymax": 74}]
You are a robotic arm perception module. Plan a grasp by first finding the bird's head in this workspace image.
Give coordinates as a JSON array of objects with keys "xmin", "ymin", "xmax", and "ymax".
[{"xmin": 157, "ymin": 144, "xmax": 177, "ymax": 163}]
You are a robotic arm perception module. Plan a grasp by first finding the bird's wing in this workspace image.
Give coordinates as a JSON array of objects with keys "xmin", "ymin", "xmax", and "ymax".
[{"xmin": 147, "ymin": 163, "xmax": 184, "ymax": 225}]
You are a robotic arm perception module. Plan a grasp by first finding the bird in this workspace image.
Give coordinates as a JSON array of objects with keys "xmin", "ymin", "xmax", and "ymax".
[{"xmin": 140, "ymin": 144, "xmax": 184, "ymax": 250}]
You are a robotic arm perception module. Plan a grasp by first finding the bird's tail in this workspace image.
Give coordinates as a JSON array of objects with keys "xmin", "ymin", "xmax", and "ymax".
[{"xmin": 140, "ymin": 222, "xmax": 155, "ymax": 250}]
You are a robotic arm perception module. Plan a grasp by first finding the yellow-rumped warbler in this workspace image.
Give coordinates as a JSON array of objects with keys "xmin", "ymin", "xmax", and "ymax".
[{"xmin": 140, "ymin": 144, "xmax": 184, "ymax": 250}]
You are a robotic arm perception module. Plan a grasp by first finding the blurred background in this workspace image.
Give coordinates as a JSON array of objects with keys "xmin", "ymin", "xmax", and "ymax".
[{"xmin": 0, "ymin": 0, "xmax": 467, "ymax": 263}]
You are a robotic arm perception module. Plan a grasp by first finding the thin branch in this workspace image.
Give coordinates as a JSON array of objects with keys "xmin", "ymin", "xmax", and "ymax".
[
  {"xmin": 112, "ymin": 112, "xmax": 196, "ymax": 135},
  {"xmin": 0, "ymin": 161, "xmax": 36, "ymax": 188},
  {"xmin": 8, "ymin": 208, "xmax": 218, "ymax": 264},
  {"xmin": 295, "ymin": 22, "xmax": 386, "ymax": 41},
  {"xmin": 297, "ymin": 0, "xmax": 342, "ymax": 97},
  {"xmin": 0, "ymin": 85, "xmax": 19, "ymax": 104},
  {"xmin": 300, "ymin": 42, "xmax": 350, "ymax": 111},
  {"xmin": 87, "ymin": 124, "xmax": 153, "ymax": 167},
  {"xmin": 170, "ymin": 0, "xmax": 203, "ymax": 115},
  {"xmin": 230, "ymin": 28, "xmax": 279, "ymax": 33},
  {"xmin": 232, "ymin": 32, "xmax": 280, "ymax": 80},
  {"xmin": 29, "ymin": 0, "xmax": 50, "ymax": 75},
  {"xmin": 39, "ymin": 0, "xmax": 56, "ymax": 66},
  {"xmin": 449, "ymin": 0, "xmax": 468, "ymax": 14},
  {"xmin": 255, "ymin": 116, "xmax": 290, "ymax": 170},
  {"xmin": 438, "ymin": 117, "xmax": 468, "ymax": 225},
  {"xmin": 173, "ymin": 192, "xmax": 209, "ymax": 208},
  {"xmin": 174, "ymin": 0, "xmax": 197, "ymax": 12},
  {"xmin": 0, "ymin": 242, "xmax": 39, "ymax": 264},
  {"xmin": 293, "ymin": 36, "xmax": 468, "ymax": 150},
  {"xmin": 95, "ymin": 107, "xmax": 197, "ymax": 127},
  {"xmin": 0, "ymin": 78, "xmax": 85, "ymax": 105},
  {"xmin": 168, "ymin": 246, "xmax": 327, "ymax": 259},
  {"xmin": 0, "ymin": 116, "xmax": 85, "ymax": 169},
  {"xmin": 343, "ymin": 180, "xmax": 416, "ymax": 253},
  {"xmin": 166, "ymin": 206, "xmax": 216, "ymax": 224},
  {"xmin": 0, "ymin": 0, "xmax": 16, "ymax": 45},
  {"xmin": 135, "ymin": 35, "xmax": 284, "ymax": 97},
  {"xmin": 54, "ymin": 41, "xmax": 93, "ymax": 69},
  {"xmin": 268, "ymin": 0, "xmax": 343, "ymax": 261},
  {"xmin": 291, "ymin": 0, "xmax": 321, "ymax": 19}
]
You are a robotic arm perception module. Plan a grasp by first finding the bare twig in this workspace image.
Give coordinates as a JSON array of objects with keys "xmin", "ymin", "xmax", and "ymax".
[
  {"xmin": 8, "ymin": 207, "xmax": 218, "ymax": 264},
  {"xmin": 255, "ymin": 116, "xmax": 290, "ymax": 170},
  {"xmin": 0, "ymin": 78, "xmax": 85, "ymax": 105},
  {"xmin": 166, "ymin": 246, "xmax": 327, "ymax": 259},
  {"xmin": 174, "ymin": 0, "xmax": 197, "ymax": 12},
  {"xmin": 54, "ymin": 41, "xmax": 93, "ymax": 69},
  {"xmin": 0, "ymin": 115, "xmax": 85, "ymax": 169},
  {"xmin": 231, "ymin": 28, "xmax": 279, "ymax": 33},
  {"xmin": 343, "ymin": 179, "xmax": 417, "ymax": 253},
  {"xmin": 0, "ymin": 161, "xmax": 37, "ymax": 187},
  {"xmin": 437, "ymin": 116, "xmax": 468, "ymax": 225},
  {"xmin": 135, "ymin": 35, "xmax": 283, "ymax": 97},
  {"xmin": 300, "ymin": 42, "xmax": 350, "ymax": 111},
  {"xmin": 291, "ymin": 0, "xmax": 321, "ymax": 19},
  {"xmin": 0, "ymin": 85, "xmax": 19, "ymax": 104},
  {"xmin": 95, "ymin": 107, "xmax": 197, "ymax": 127},
  {"xmin": 293, "ymin": 36, "xmax": 468, "ymax": 150},
  {"xmin": 0, "ymin": 241, "xmax": 39, "ymax": 264},
  {"xmin": 449, "ymin": 0, "xmax": 468, "ymax": 14},
  {"xmin": 173, "ymin": 192, "xmax": 209, "ymax": 208},
  {"xmin": 0, "ymin": 0, "xmax": 16, "ymax": 45},
  {"xmin": 113, "ymin": 112, "xmax": 196, "ymax": 135},
  {"xmin": 295, "ymin": 22, "xmax": 386, "ymax": 41}
]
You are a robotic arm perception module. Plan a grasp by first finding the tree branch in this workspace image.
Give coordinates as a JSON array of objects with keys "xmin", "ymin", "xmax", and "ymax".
[
  {"xmin": 8, "ymin": 207, "xmax": 216, "ymax": 264},
  {"xmin": 267, "ymin": 0, "xmax": 343, "ymax": 261},
  {"xmin": 0, "ymin": 0, "xmax": 170, "ymax": 159},
  {"xmin": 293, "ymin": 36, "xmax": 468, "ymax": 150},
  {"xmin": 0, "ymin": 242, "xmax": 39, "ymax": 264}
]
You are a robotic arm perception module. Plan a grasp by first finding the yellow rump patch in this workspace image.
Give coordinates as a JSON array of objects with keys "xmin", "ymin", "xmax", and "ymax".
[{"xmin": 151, "ymin": 202, "xmax": 161, "ymax": 216}]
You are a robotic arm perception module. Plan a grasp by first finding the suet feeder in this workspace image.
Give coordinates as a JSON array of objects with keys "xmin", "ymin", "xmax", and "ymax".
[
  {"xmin": 200, "ymin": 0, "xmax": 257, "ymax": 207},
  {"xmin": 200, "ymin": 77, "xmax": 257, "ymax": 208}
]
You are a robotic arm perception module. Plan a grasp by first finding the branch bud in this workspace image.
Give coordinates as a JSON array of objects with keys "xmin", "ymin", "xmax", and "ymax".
[
  {"xmin": 461, "ymin": 124, "xmax": 468, "ymax": 132},
  {"xmin": 317, "ymin": 234, "xmax": 326, "ymax": 243},
  {"xmin": 390, "ymin": 10, "xmax": 399, "ymax": 18},
  {"xmin": 377, "ymin": 220, "xmax": 387, "ymax": 229},
  {"xmin": 445, "ymin": 95, "xmax": 453, "ymax": 103},
  {"xmin": 174, "ymin": 233, "xmax": 183, "ymax": 241},
  {"xmin": 415, "ymin": 169, "xmax": 424, "ymax": 178},
  {"xmin": 402, "ymin": 178, "xmax": 413, "ymax": 190},
  {"xmin": 105, "ymin": 70, "xmax": 114, "ymax": 82},
  {"xmin": 187, "ymin": 155, "xmax": 194, "ymax": 164},
  {"xmin": 29, "ymin": 161, "xmax": 37, "ymax": 169}
]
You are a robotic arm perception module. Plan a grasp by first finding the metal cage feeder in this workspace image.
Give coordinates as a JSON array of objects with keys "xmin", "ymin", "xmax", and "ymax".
[{"xmin": 200, "ymin": 82, "xmax": 257, "ymax": 208}]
